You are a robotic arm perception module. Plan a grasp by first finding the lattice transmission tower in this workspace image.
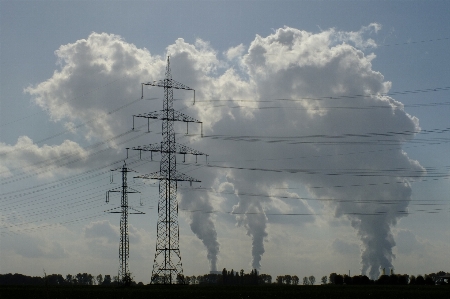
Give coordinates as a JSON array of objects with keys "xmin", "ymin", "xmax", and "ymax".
[
  {"xmin": 132, "ymin": 56, "xmax": 206, "ymax": 284},
  {"xmin": 106, "ymin": 161, "xmax": 144, "ymax": 285}
]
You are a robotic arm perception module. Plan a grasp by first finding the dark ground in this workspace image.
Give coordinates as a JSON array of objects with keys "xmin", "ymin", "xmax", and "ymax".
[{"xmin": 1, "ymin": 284, "xmax": 449, "ymax": 299}]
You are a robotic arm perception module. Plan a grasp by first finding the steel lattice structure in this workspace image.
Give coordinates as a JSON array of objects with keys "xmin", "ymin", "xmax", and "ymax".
[
  {"xmin": 133, "ymin": 57, "xmax": 206, "ymax": 284},
  {"xmin": 106, "ymin": 162, "xmax": 143, "ymax": 285}
]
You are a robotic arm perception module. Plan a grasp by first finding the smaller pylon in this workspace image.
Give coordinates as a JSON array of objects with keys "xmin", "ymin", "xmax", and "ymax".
[{"xmin": 106, "ymin": 161, "xmax": 144, "ymax": 286}]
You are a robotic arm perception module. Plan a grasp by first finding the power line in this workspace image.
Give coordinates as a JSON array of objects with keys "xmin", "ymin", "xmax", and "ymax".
[
  {"xmin": 179, "ymin": 207, "xmax": 449, "ymax": 217},
  {"xmin": 203, "ymin": 126, "xmax": 450, "ymax": 142},
  {"xmin": 178, "ymin": 186, "xmax": 449, "ymax": 204},
  {"xmin": 192, "ymin": 86, "xmax": 450, "ymax": 104},
  {"xmin": 375, "ymin": 37, "xmax": 450, "ymax": 48}
]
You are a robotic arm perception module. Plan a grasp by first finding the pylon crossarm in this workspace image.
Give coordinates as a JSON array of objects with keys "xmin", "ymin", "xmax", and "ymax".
[
  {"xmin": 135, "ymin": 171, "xmax": 201, "ymax": 182},
  {"xmin": 126, "ymin": 187, "xmax": 140, "ymax": 194},
  {"xmin": 133, "ymin": 143, "xmax": 161, "ymax": 152},
  {"xmin": 143, "ymin": 79, "xmax": 193, "ymax": 91},
  {"xmin": 110, "ymin": 166, "xmax": 137, "ymax": 173},
  {"xmin": 104, "ymin": 206, "xmax": 122, "ymax": 213},
  {"xmin": 172, "ymin": 110, "xmax": 201, "ymax": 123},
  {"xmin": 108, "ymin": 189, "xmax": 122, "ymax": 193},
  {"xmin": 176, "ymin": 143, "xmax": 205, "ymax": 156},
  {"xmin": 134, "ymin": 111, "xmax": 161, "ymax": 120},
  {"xmin": 129, "ymin": 207, "xmax": 145, "ymax": 215},
  {"xmin": 133, "ymin": 143, "xmax": 205, "ymax": 156},
  {"xmin": 134, "ymin": 110, "xmax": 201, "ymax": 123}
]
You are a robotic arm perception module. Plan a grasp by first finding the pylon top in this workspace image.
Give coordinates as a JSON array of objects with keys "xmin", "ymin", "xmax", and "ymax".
[{"xmin": 165, "ymin": 56, "xmax": 172, "ymax": 80}]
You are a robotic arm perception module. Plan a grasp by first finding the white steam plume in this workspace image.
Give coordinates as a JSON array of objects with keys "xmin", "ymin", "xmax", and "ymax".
[
  {"xmin": 232, "ymin": 26, "xmax": 424, "ymax": 277},
  {"xmin": 179, "ymin": 192, "xmax": 220, "ymax": 271}
]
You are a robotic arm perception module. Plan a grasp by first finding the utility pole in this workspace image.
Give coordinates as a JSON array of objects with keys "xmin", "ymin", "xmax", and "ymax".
[
  {"xmin": 106, "ymin": 161, "xmax": 143, "ymax": 286},
  {"xmin": 132, "ymin": 56, "xmax": 206, "ymax": 284}
]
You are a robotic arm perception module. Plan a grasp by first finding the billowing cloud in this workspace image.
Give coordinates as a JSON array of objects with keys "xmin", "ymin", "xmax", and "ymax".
[
  {"xmin": 24, "ymin": 32, "xmax": 163, "ymax": 147},
  {"xmin": 0, "ymin": 136, "xmax": 89, "ymax": 178},
  {"xmin": 22, "ymin": 25, "xmax": 425, "ymax": 278}
]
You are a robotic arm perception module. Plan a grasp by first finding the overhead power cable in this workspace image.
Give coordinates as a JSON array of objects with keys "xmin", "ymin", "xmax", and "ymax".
[
  {"xmin": 179, "ymin": 207, "xmax": 448, "ymax": 217},
  {"xmin": 193, "ymin": 86, "xmax": 450, "ymax": 104},
  {"xmin": 178, "ymin": 186, "xmax": 448, "ymax": 204},
  {"xmin": 203, "ymin": 126, "xmax": 450, "ymax": 141}
]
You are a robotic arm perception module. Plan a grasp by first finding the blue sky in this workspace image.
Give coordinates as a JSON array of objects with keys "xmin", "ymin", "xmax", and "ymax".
[{"xmin": 0, "ymin": 0, "xmax": 449, "ymax": 283}]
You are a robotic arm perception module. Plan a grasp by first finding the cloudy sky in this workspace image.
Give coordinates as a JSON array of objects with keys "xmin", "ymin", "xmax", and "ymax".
[{"xmin": 0, "ymin": 0, "xmax": 449, "ymax": 283}]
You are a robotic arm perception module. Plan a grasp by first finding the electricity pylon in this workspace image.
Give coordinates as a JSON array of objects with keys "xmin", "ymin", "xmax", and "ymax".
[
  {"xmin": 132, "ymin": 56, "xmax": 206, "ymax": 284},
  {"xmin": 106, "ymin": 161, "xmax": 144, "ymax": 286}
]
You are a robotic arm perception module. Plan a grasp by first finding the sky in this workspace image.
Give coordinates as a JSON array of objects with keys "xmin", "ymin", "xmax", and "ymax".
[{"xmin": 0, "ymin": 0, "xmax": 449, "ymax": 283}]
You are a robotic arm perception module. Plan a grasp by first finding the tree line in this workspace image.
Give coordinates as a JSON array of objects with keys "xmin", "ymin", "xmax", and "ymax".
[
  {"xmin": 1, "ymin": 270, "xmax": 448, "ymax": 286},
  {"xmin": 0, "ymin": 273, "xmax": 144, "ymax": 286},
  {"xmin": 326, "ymin": 271, "xmax": 449, "ymax": 286}
]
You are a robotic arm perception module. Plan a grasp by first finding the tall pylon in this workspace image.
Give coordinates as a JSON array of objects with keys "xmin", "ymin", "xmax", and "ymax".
[
  {"xmin": 132, "ymin": 56, "xmax": 206, "ymax": 284},
  {"xmin": 106, "ymin": 161, "xmax": 144, "ymax": 286}
]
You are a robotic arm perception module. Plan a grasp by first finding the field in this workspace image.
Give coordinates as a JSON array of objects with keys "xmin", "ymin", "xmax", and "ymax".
[{"xmin": 1, "ymin": 284, "xmax": 449, "ymax": 299}]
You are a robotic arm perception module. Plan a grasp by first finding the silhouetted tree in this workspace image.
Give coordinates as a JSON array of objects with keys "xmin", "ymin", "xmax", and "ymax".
[
  {"xmin": 259, "ymin": 274, "xmax": 272, "ymax": 284},
  {"xmin": 343, "ymin": 275, "xmax": 351, "ymax": 285},
  {"xmin": 292, "ymin": 275, "xmax": 299, "ymax": 285},
  {"xmin": 398, "ymin": 274, "xmax": 408, "ymax": 285},
  {"xmin": 221, "ymin": 268, "xmax": 227, "ymax": 285},
  {"xmin": 0, "ymin": 273, "xmax": 43, "ymax": 285},
  {"xmin": 361, "ymin": 275, "xmax": 371, "ymax": 285},
  {"xmin": 284, "ymin": 275, "xmax": 292, "ymax": 285},
  {"xmin": 376, "ymin": 275, "xmax": 389, "ymax": 285},
  {"xmin": 424, "ymin": 275, "xmax": 434, "ymax": 285},
  {"xmin": 276, "ymin": 276, "xmax": 283, "ymax": 284},
  {"xmin": 329, "ymin": 273, "xmax": 336, "ymax": 284},
  {"xmin": 189, "ymin": 276, "xmax": 197, "ymax": 285},
  {"xmin": 103, "ymin": 275, "xmax": 112, "ymax": 285},
  {"xmin": 96, "ymin": 274, "xmax": 103, "ymax": 285},
  {"xmin": 309, "ymin": 275, "xmax": 315, "ymax": 285},
  {"xmin": 334, "ymin": 274, "xmax": 343, "ymax": 285},
  {"xmin": 351, "ymin": 275, "xmax": 361, "ymax": 285},
  {"xmin": 416, "ymin": 275, "xmax": 425, "ymax": 285},
  {"xmin": 112, "ymin": 275, "xmax": 119, "ymax": 285},
  {"xmin": 46, "ymin": 274, "xmax": 64, "ymax": 285},
  {"xmin": 185, "ymin": 276, "xmax": 191, "ymax": 285},
  {"xmin": 75, "ymin": 273, "xmax": 93, "ymax": 285},
  {"xmin": 389, "ymin": 274, "xmax": 399, "ymax": 285},
  {"xmin": 321, "ymin": 276, "xmax": 327, "ymax": 284},
  {"xmin": 409, "ymin": 275, "xmax": 416, "ymax": 285},
  {"xmin": 302, "ymin": 276, "xmax": 309, "ymax": 285}
]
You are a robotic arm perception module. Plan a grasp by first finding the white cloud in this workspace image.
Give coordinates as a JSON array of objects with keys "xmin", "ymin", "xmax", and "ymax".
[
  {"xmin": 0, "ymin": 136, "xmax": 89, "ymax": 178},
  {"xmin": 25, "ymin": 32, "xmax": 162, "ymax": 148},
  {"xmin": 333, "ymin": 23, "xmax": 381, "ymax": 49},
  {"xmin": 17, "ymin": 25, "xmax": 425, "ymax": 278},
  {"xmin": 225, "ymin": 44, "xmax": 245, "ymax": 61}
]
